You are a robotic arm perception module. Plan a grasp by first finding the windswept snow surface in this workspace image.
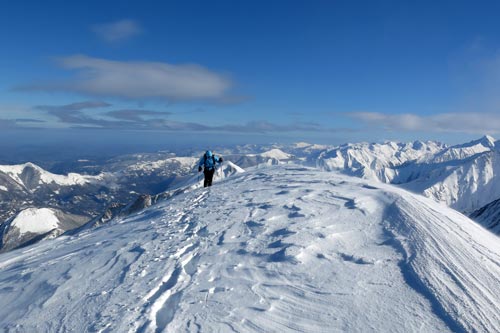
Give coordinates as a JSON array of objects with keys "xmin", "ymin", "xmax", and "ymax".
[{"xmin": 0, "ymin": 165, "xmax": 499, "ymax": 332}]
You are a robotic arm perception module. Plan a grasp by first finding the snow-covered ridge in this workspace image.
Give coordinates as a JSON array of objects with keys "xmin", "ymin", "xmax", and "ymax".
[
  {"xmin": 317, "ymin": 140, "xmax": 445, "ymax": 180},
  {"xmin": 430, "ymin": 135, "xmax": 496, "ymax": 163},
  {"xmin": 0, "ymin": 165, "xmax": 498, "ymax": 332},
  {"xmin": 0, "ymin": 162, "xmax": 105, "ymax": 186}
]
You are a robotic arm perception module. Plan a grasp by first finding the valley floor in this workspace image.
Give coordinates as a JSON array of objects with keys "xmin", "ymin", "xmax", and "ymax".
[{"xmin": 0, "ymin": 165, "xmax": 499, "ymax": 332}]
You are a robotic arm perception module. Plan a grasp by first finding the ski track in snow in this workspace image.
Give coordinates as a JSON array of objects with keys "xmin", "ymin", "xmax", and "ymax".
[{"xmin": 0, "ymin": 165, "xmax": 499, "ymax": 332}]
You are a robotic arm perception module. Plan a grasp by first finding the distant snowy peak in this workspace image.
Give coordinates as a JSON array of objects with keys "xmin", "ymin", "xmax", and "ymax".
[
  {"xmin": 259, "ymin": 148, "xmax": 293, "ymax": 160},
  {"xmin": 292, "ymin": 142, "xmax": 329, "ymax": 150},
  {"xmin": 431, "ymin": 135, "xmax": 496, "ymax": 163},
  {"xmin": 0, "ymin": 162, "xmax": 105, "ymax": 189},
  {"xmin": 293, "ymin": 142, "xmax": 312, "ymax": 148},
  {"xmin": 228, "ymin": 149, "xmax": 294, "ymax": 169},
  {"xmin": 291, "ymin": 142, "xmax": 331, "ymax": 155},
  {"xmin": 317, "ymin": 140, "xmax": 445, "ymax": 180},
  {"xmin": 472, "ymin": 135, "xmax": 496, "ymax": 148},
  {"xmin": 9, "ymin": 208, "xmax": 59, "ymax": 235}
]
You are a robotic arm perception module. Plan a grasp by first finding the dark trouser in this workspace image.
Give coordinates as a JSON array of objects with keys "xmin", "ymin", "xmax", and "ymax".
[{"xmin": 204, "ymin": 168, "xmax": 215, "ymax": 187}]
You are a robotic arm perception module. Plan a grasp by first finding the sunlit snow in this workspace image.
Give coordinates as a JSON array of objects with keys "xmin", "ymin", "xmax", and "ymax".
[{"xmin": 0, "ymin": 165, "xmax": 498, "ymax": 332}]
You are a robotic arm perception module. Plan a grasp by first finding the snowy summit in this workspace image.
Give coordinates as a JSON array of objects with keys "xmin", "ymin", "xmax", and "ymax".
[{"xmin": 0, "ymin": 165, "xmax": 498, "ymax": 332}]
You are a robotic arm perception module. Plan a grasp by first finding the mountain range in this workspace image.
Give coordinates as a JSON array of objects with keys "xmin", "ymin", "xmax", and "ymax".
[
  {"xmin": 1, "ymin": 136, "xmax": 499, "ymax": 253},
  {"xmin": 312, "ymin": 135, "xmax": 500, "ymax": 231}
]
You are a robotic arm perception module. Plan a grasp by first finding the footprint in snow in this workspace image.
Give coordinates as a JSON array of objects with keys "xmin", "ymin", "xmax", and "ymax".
[
  {"xmin": 268, "ymin": 247, "xmax": 298, "ymax": 264},
  {"xmin": 245, "ymin": 221, "xmax": 264, "ymax": 236},
  {"xmin": 275, "ymin": 190, "xmax": 290, "ymax": 195},
  {"xmin": 270, "ymin": 228, "xmax": 296, "ymax": 238},
  {"xmin": 339, "ymin": 253, "xmax": 374, "ymax": 265},
  {"xmin": 268, "ymin": 239, "xmax": 290, "ymax": 249}
]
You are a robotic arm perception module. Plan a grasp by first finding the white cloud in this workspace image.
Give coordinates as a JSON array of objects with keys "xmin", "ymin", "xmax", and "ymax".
[
  {"xmin": 91, "ymin": 19, "xmax": 142, "ymax": 43},
  {"xmin": 22, "ymin": 55, "xmax": 233, "ymax": 102},
  {"xmin": 348, "ymin": 112, "xmax": 500, "ymax": 135}
]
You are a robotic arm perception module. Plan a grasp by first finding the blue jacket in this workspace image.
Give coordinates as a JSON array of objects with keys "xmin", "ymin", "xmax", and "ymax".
[{"xmin": 198, "ymin": 151, "xmax": 222, "ymax": 171}]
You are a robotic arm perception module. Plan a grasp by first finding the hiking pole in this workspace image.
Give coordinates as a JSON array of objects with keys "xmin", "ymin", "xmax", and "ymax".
[
  {"xmin": 198, "ymin": 167, "xmax": 203, "ymax": 184},
  {"xmin": 196, "ymin": 164, "xmax": 201, "ymax": 184},
  {"xmin": 216, "ymin": 154, "xmax": 224, "ymax": 180}
]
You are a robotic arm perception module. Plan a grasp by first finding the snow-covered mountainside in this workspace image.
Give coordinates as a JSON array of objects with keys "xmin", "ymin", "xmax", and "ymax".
[
  {"xmin": 316, "ymin": 140, "xmax": 445, "ymax": 179},
  {"xmin": 470, "ymin": 198, "xmax": 500, "ymax": 234},
  {"xmin": 314, "ymin": 136, "xmax": 500, "ymax": 230},
  {"xmin": 404, "ymin": 146, "xmax": 500, "ymax": 213},
  {"xmin": 0, "ymin": 162, "xmax": 117, "ymax": 223},
  {"xmin": 429, "ymin": 135, "xmax": 496, "ymax": 163},
  {"xmin": 0, "ymin": 165, "xmax": 498, "ymax": 332}
]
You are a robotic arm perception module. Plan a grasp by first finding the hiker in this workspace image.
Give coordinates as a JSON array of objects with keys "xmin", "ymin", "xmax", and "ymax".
[{"xmin": 198, "ymin": 150, "xmax": 223, "ymax": 187}]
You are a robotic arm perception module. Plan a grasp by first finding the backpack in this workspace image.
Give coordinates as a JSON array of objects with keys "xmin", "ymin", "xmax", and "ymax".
[{"xmin": 203, "ymin": 153, "xmax": 217, "ymax": 170}]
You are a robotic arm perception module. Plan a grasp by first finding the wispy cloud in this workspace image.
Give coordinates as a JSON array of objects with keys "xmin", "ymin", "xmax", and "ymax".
[
  {"xmin": 36, "ymin": 101, "xmax": 111, "ymax": 113},
  {"xmin": 19, "ymin": 55, "xmax": 233, "ymax": 102},
  {"xmin": 35, "ymin": 101, "xmax": 168, "ymax": 129},
  {"xmin": 348, "ymin": 111, "xmax": 500, "ymax": 134},
  {"xmin": 91, "ymin": 19, "xmax": 142, "ymax": 43},
  {"xmin": 31, "ymin": 101, "xmax": 324, "ymax": 133},
  {"xmin": 0, "ymin": 105, "xmax": 47, "ymax": 128},
  {"xmin": 105, "ymin": 109, "xmax": 172, "ymax": 122},
  {"xmin": 36, "ymin": 101, "xmax": 111, "ymax": 126},
  {"xmin": 0, "ymin": 118, "xmax": 46, "ymax": 129},
  {"xmin": 14, "ymin": 118, "xmax": 46, "ymax": 123},
  {"xmin": 212, "ymin": 121, "xmax": 323, "ymax": 133}
]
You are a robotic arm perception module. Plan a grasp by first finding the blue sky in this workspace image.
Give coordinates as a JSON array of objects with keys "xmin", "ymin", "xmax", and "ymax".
[{"xmin": 2, "ymin": 0, "xmax": 500, "ymax": 148}]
